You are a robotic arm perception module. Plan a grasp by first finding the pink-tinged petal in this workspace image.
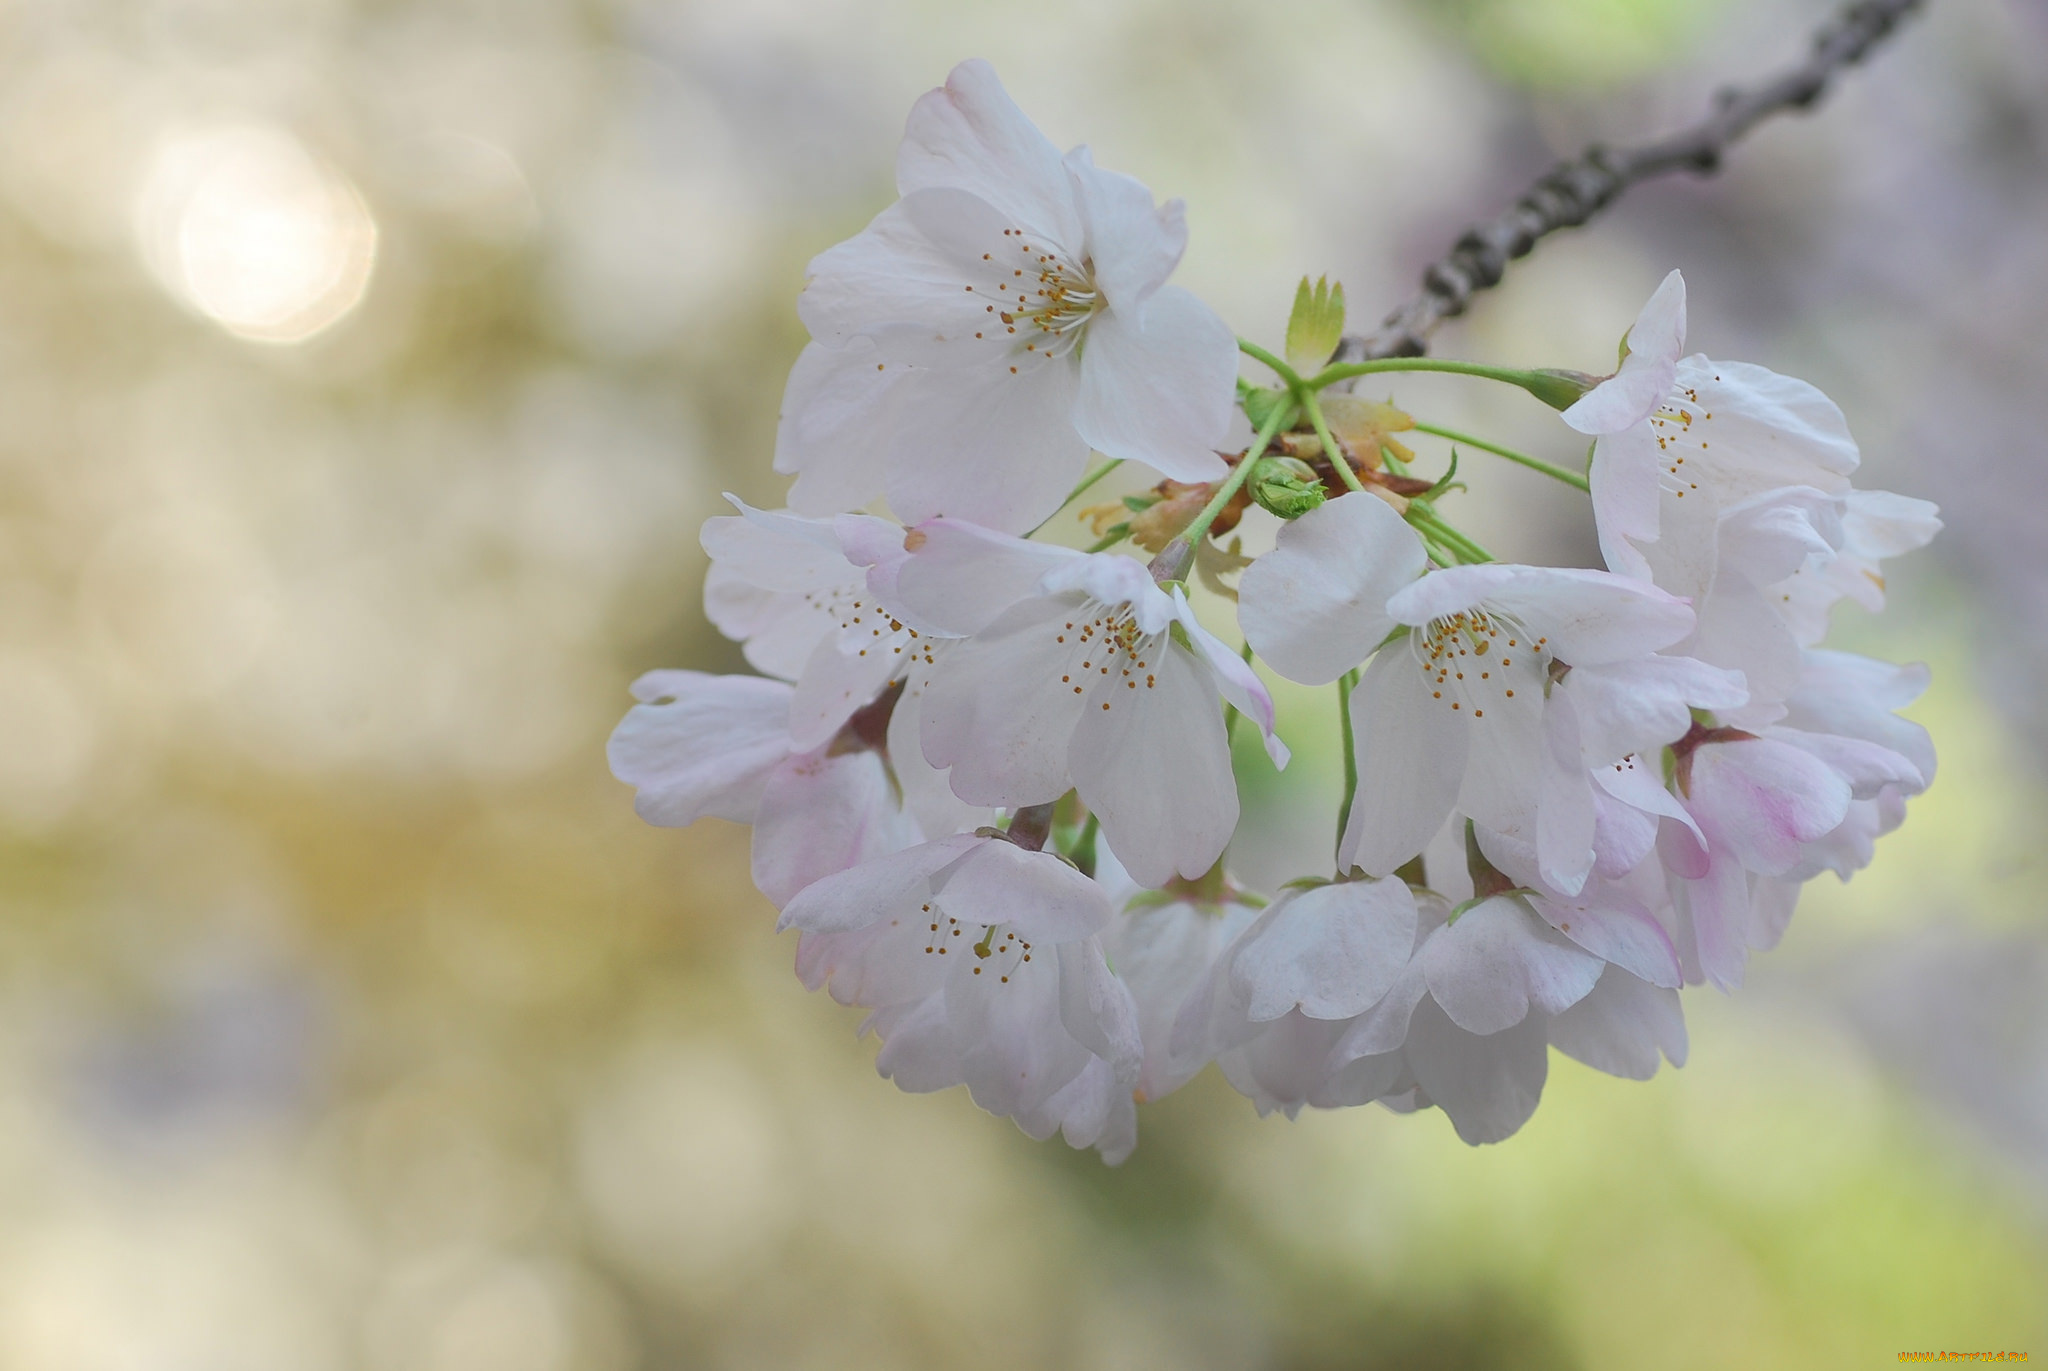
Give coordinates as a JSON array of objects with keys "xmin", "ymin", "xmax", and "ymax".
[
  {"xmin": 1547, "ymin": 966, "xmax": 1686, "ymax": 1079},
  {"xmin": 883, "ymin": 349, "xmax": 1088, "ymax": 533},
  {"xmin": 1591, "ymin": 780, "xmax": 1659, "ymax": 877},
  {"xmin": 1563, "ymin": 655, "xmax": 1748, "ymax": 765},
  {"xmin": 1071, "ymin": 640, "xmax": 1236, "ymax": 886},
  {"xmin": 776, "ymin": 833, "xmax": 984, "ymax": 935},
  {"xmin": 751, "ymin": 750, "xmax": 924, "ymax": 908},
  {"xmin": 1771, "ymin": 726, "xmax": 1925, "ymax": 799},
  {"xmin": 1536, "ymin": 693, "xmax": 1597, "ymax": 895},
  {"xmin": 1340, "ymin": 640, "xmax": 1467, "ymax": 877},
  {"xmin": 1175, "ymin": 588, "xmax": 1289, "ymax": 769},
  {"xmin": 1238, "ymin": 491, "xmax": 1426, "ymax": 686},
  {"xmin": 918, "ymin": 597, "xmax": 1089, "ymax": 806},
  {"xmin": 1686, "ymin": 737, "xmax": 1851, "ymax": 875},
  {"xmin": 890, "ymin": 518, "xmax": 1081, "ymax": 636},
  {"xmin": 608, "ymin": 671, "xmax": 794, "ymax": 827},
  {"xmin": 1040, "ymin": 553, "xmax": 1176, "ymax": 633},
  {"xmin": 1675, "ymin": 839, "xmax": 1751, "ymax": 991},
  {"xmin": 938, "ymin": 840, "xmax": 1114, "ymax": 943},
  {"xmin": 1527, "ymin": 885, "xmax": 1682, "ymax": 988},
  {"xmin": 1404, "ymin": 999, "xmax": 1548, "ymax": 1146},
  {"xmin": 1228, "ymin": 879, "xmax": 1419, "ymax": 1022},
  {"xmin": 775, "ymin": 338, "xmax": 900, "ymax": 517},
  {"xmin": 1561, "ymin": 269, "xmax": 1687, "ymax": 435},
  {"xmin": 1070, "ymin": 285, "xmax": 1237, "ymax": 481},
  {"xmin": 1064, "ymin": 146, "xmax": 1186, "ymax": 315},
  {"xmin": 1055, "ymin": 939, "xmax": 1145, "ymax": 1080},
  {"xmin": 1422, "ymin": 896, "xmax": 1603, "ymax": 1035},
  {"xmin": 1390, "ymin": 564, "xmax": 1694, "ymax": 666},
  {"xmin": 787, "ymin": 634, "xmax": 901, "ymax": 751},
  {"xmin": 1656, "ymin": 812, "xmax": 1712, "ymax": 881},
  {"xmin": 896, "ymin": 59, "xmax": 1079, "ymax": 248},
  {"xmin": 1588, "ymin": 424, "xmax": 1664, "ymax": 580}
]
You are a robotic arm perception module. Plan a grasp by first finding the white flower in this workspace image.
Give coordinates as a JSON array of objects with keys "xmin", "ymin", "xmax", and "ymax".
[
  {"xmin": 1351, "ymin": 570, "xmax": 1696, "ymax": 884},
  {"xmin": 1563, "ymin": 270, "xmax": 1860, "ymax": 580},
  {"xmin": 893, "ymin": 522, "xmax": 1286, "ymax": 887},
  {"xmin": 778, "ymin": 832, "xmax": 1143, "ymax": 1160},
  {"xmin": 776, "ymin": 59, "xmax": 1238, "ymax": 534},
  {"xmin": 607, "ymin": 670, "xmax": 924, "ymax": 906},
  {"xmin": 1326, "ymin": 892, "xmax": 1683, "ymax": 1144},
  {"xmin": 1167, "ymin": 876, "xmax": 1421, "ymax": 1117}
]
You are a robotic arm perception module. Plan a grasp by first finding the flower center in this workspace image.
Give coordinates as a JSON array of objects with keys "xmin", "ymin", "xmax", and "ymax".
[
  {"xmin": 801, "ymin": 588, "xmax": 935, "ymax": 670},
  {"xmin": 1050, "ymin": 598, "xmax": 1161, "ymax": 708},
  {"xmin": 1648, "ymin": 386, "xmax": 1712, "ymax": 498},
  {"xmin": 966, "ymin": 228, "xmax": 1100, "ymax": 360},
  {"xmin": 918, "ymin": 902, "xmax": 1034, "ymax": 983},
  {"xmin": 1407, "ymin": 606, "xmax": 1545, "ymax": 721}
]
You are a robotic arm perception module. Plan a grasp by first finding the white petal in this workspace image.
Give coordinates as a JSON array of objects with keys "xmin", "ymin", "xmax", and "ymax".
[
  {"xmin": 1454, "ymin": 656, "xmax": 1548, "ymax": 851},
  {"xmin": 1065, "ymin": 147, "xmax": 1186, "ymax": 316},
  {"xmin": 1238, "ymin": 491, "xmax": 1426, "ymax": 686},
  {"xmin": 871, "ymin": 994, "xmax": 963, "ymax": 1093},
  {"xmin": 1340, "ymin": 640, "xmax": 1467, "ymax": 877},
  {"xmin": 1784, "ymin": 650, "xmax": 1935, "ymax": 783},
  {"xmin": 1175, "ymin": 588, "xmax": 1288, "ymax": 769},
  {"xmin": 776, "ymin": 833, "xmax": 983, "ymax": 934},
  {"xmin": 607, "ymin": 671, "xmax": 793, "ymax": 826},
  {"xmin": 1671, "ymin": 355, "xmax": 1861, "ymax": 498},
  {"xmin": 1842, "ymin": 488, "xmax": 1941, "ymax": 559},
  {"xmin": 751, "ymin": 750, "xmax": 925, "ymax": 908},
  {"xmin": 886, "ymin": 673, "xmax": 990, "ymax": 840},
  {"xmin": 1686, "ymin": 737, "xmax": 1851, "ymax": 875},
  {"xmin": 1071, "ymin": 640, "xmax": 1236, "ymax": 887},
  {"xmin": 1547, "ymin": 966, "xmax": 1686, "ymax": 1079},
  {"xmin": 1563, "ymin": 655, "xmax": 1748, "ymax": 765},
  {"xmin": 1588, "ymin": 424, "xmax": 1664, "ymax": 580},
  {"xmin": 890, "ymin": 518, "xmax": 1081, "ymax": 636},
  {"xmin": 1535, "ymin": 692, "xmax": 1597, "ymax": 895},
  {"xmin": 1070, "ymin": 286, "xmax": 1237, "ymax": 480},
  {"xmin": 1055, "ymin": 939, "xmax": 1145, "ymax": 1081},
  {"xmin": 937, "ymin": 839, "xmax": 1113, "ymax": 943},
  {"xmin": 798, "ymin": 195, "xmax": 996, "ymax": 357},
  {"xmin": 1561, "ymin": 269, "xmax": 1686, "ymax": 435},
  {"xmin": 787, "ymin": 633, "xmax": 901, "ymax": 751},
  {"xmin": 1404, "ymin": 998, "xmax": 1548, "ymax": 1146},
  {"xmin": 1769, "ymin": 726, "xmax": 1925, "ymax": 799},
  {"xmin": 775, "ymin": 339, "xmax": 900, "ymax": 516},
  {"xmin": 945, "ymin": 947, "xmax": 1092, "ymax": 1116},
  {"xmin": 700, "ymin": 498, "xmax": 854, "ymax": 592},
  {"xmin": 896, "ymin": 59, "xmax": 1080, "ymax": 248},
  {"xmin": 1527, "ymin": 885, "xmax": 1682, "ymax": 988},
  {"xmin": 1390, "ymin": 564, "xmax": 1694, "ymax": 666},
  {"xmin": 1422, "ymin": 895, "xmax": 1603, "ymax": 1035},
  {"xmin": 1229, "ymin": 879, "xmax": 1419, "ymax": 1022},
  {"xmin": 882, "ymin": 349, "xmax": 1088, "ymax": 534},
  {"xmin": 917, "ymin": 596, "xmax": 1090, "ymax": 806},
  {"xmin": 1039, "ymin": 553, "xmax": 1175, "ymax": 633}
]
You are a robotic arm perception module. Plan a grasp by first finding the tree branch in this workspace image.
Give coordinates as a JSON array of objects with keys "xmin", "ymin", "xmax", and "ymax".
[{"xmin": 1335, "ymin": 0, "xmax": 1924, "ymax": 363}]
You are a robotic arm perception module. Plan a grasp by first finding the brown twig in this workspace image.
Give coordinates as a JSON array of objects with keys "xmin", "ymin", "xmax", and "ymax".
[{"xmin": 1334, "ymin": 0, "xmax": 1924, "ymax": 363}]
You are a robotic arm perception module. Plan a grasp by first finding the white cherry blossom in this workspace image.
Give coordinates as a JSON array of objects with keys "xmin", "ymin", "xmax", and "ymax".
[
  {"xmin": 894, "ymin": 522, "xmax": 1286, "ymax": 887},
  {"xmin": 776, "ymin": 59, "xmax": 1238, "ymax": 534},
  {"xmin": 1563, "ymin": 270, "xmax": 1860, "ymax": 580},
  {"xmin": 779, "ymin": 832, "xmax": 1143, "ymax": 1160}
]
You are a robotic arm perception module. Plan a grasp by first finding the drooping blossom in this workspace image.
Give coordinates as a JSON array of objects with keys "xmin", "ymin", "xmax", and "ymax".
[
  {"xmin": 778, "ymin": 831, "xmax": 1143, "ymax": 1162},
  {"xmin": 1562, "ymin": 270, "xmax": 1861, "ymax": 580},
  {"xmin": 776, "ymin": 59, "xmax": 1239, "ymax": 533}
]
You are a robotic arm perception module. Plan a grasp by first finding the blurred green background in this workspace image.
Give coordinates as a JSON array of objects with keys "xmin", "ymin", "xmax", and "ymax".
[{"xmin": 0, "ymin": 0, "xmax": 2043, "ymax": 1365}]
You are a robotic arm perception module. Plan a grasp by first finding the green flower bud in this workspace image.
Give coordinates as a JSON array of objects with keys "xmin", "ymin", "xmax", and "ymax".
[{"xmin": 1248, "ymin": 456, "xmax": 1327, "ymax": 519}]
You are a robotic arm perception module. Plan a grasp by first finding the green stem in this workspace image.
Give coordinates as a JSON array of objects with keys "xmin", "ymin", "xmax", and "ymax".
[
  {"xmin": 1238, "ymin": 337, "xmax": 1304, "ymax": 389},
  {"xmin": 1335, "ymin": 668, "xmax": 1360, "ymax": 870},
  {"xmin": 1028, "ymin": 458, "xmax": 1125, "ymax": 537},
  {"xmin": 1410, "ymin": 422, "xmax": 1589, "ymax": 492},
  {"xmin": 1175, "ymin": 397, "xmax": 1292, "ymax": 553},
  {"xmin": 1306, "ymin": 358, "xmax": 1589, "ymax": 410},
  {"xmin": 1295, "ymin": 387, "xmax": 1366, "ymax": 495},
  {"xmin": 1408, "ymin": 508, "xmax": 1493, "ymax": 563},
  {"xmin": 1086, "ymin": 525, "xmax": 1130, "ymax": 553}
]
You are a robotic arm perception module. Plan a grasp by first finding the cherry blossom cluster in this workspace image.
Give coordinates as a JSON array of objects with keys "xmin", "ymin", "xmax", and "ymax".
[{"xmin": 609, "ymin": 61, "xmax": 1938, "ymax": 1161}]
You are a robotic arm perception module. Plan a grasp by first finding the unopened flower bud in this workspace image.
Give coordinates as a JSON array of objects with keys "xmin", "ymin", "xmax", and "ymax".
[{"xmin": 1247, "ymin": 456, "xmax": 1327, "ymax": 519}]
